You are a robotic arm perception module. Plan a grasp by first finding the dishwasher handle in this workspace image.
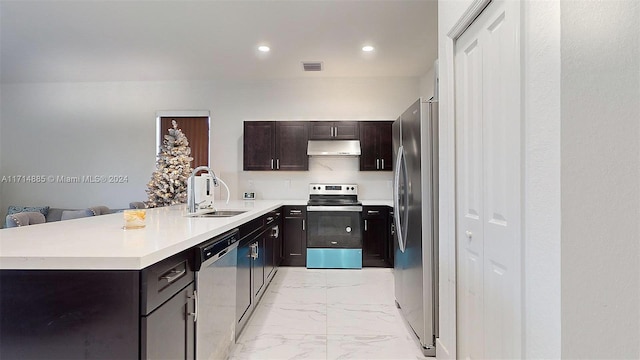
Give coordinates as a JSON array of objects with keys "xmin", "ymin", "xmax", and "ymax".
[
  {"xmin": 195, "ymin": 229, "xmax": 239, "ymax": 270},
  {"xmin": 200, "ymin": 241, "xmax": 239, "ymax": 268}
]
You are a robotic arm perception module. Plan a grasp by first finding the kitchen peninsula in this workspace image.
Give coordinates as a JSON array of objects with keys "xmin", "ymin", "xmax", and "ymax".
[
  {"xmin": 0, "ymin": 200, "xmax": 284, "ymax": 270},
  {"xmin": 0, "ymin": 200, "xmax": 287, "ymax": 359}
]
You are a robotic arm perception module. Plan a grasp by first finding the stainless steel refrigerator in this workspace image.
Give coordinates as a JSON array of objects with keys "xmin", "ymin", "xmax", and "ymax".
[{"xmin": 393, "ymin": 97, "xmax": 438, "ymax": 357}]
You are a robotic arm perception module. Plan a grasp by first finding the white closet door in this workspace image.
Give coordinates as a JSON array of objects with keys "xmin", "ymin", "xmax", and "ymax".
[
  {"xmin": 455, "ymin": 14, "xmax": 485, "ymax": 359},
  {"xmin": 455, "ymin": 1, "xmax": 521, "ymax": 359}
]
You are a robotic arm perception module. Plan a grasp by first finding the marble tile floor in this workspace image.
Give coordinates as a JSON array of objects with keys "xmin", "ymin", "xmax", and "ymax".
[{"xmin": 229, "ymin": 267, "xmax": 427, "ymax": 360}]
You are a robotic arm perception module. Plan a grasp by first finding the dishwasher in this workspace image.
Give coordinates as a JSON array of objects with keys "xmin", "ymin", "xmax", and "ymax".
[{"xmin": 194, "ymin": 229, "xmax": 239, "ymax": 360}]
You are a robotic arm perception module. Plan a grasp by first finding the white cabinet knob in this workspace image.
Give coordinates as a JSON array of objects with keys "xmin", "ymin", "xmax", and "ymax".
[{"xmin": 465, "ymin": 230, "xmax": 473, "ymax": 238}]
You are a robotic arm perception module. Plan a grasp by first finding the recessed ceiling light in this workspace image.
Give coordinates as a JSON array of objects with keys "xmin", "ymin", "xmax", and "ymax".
[
  {"xmin": 362, "ymin": 45, "xmax": 375, "ymax": 52},
  {"xmin": 258, "ymin": 45, "xmax": 270, "ymax": 52}
]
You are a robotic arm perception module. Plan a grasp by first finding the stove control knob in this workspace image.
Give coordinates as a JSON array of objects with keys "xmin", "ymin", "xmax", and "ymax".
[{"xmin": 345, "ymin": 226, "xmax": 352, "ymax": 233}]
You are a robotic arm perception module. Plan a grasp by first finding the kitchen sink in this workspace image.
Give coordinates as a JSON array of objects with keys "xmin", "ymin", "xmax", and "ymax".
[{"xmin": 187, "ymin": 210, "xmax": 248, "ymax": 218}]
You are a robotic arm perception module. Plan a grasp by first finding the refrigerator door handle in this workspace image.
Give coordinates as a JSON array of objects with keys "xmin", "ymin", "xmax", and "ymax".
[{"xmin": 393, "ymin": 146, "xmax": 406, "ymax": 253}]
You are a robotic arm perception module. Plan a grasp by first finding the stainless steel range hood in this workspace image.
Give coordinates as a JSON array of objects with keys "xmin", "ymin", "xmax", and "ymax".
[{"xmin": 307, "ymin": 140, "xmax": 361, "ymax": 156}]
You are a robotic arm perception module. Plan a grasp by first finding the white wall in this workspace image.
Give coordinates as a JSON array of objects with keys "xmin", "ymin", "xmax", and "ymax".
[
  {"xmin": 419, "ymin": 65, "xmax": 436, "ymax": 100},
  {"xmin": 522, "ymin": 1, "xmax": 562, "ymax": 358},
  {"xmin": 0, "ymin": 77, "xmax": 418, "ymax": 213},
  {"xmin": 561, "ymin": 0, "xmax": 640, "ymax": 358}
]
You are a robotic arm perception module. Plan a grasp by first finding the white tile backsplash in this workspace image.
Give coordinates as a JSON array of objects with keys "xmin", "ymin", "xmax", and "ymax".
[{"xmin": 233, "ymin": 157, "xmax": 393, "ymax": 201}]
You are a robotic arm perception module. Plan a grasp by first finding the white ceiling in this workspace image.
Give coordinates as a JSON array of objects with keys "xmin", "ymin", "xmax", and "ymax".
[{"xmin": 0, "ymin": 0, "xmax": 438, "ymax": 83}]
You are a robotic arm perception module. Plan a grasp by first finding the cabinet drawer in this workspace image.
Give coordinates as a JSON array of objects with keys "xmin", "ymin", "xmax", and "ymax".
[
  {"xmin": 141, "ymin": 250, "xmax": 194, "ymax": 315},
  {"xmin": 265, "ymin": 209, "xmax": 281, "ymax": 225},
  {"xmin": 239, "ymin": 216, "xmax": 265, "ymax": 240},
  {"xmin": 284, "ymin": 206, "xmax": 306, "ymax": 218},
  {"xmin": 362, "ymin": 206, "xmax": 388, "ymax": 219}
]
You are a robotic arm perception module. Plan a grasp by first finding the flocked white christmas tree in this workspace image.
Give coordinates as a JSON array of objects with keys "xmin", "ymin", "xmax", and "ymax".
[{"xmin": 145, "ymin": 120, "xmax": 193, "ymax": 208}]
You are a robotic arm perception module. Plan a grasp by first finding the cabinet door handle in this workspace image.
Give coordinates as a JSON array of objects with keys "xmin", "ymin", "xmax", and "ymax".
[
  {"xmin": 367, "ymin": 210, "xmax": 380, "ymax": 215},
  {"xmin": 276, "ymin": 159, "xmax": 280, "ymax": 170},
  {"xmin": 335, "ymin": 127, "xmax": 338, "ymax": 137},
  {"xmin": 364, "ymin": 219, "xmax": 368, "ymax": 231},
  {"xmin": 376, "ymin": 159, "xmax": 380, "ymax": 169},
  {"xmin": 331, "ymin": 127, "xmax": 335, "ymax": 137},
  {"xmin": 290, "ymin": 209, "xmax": 302, "ymax": 214},
  {"xmin": 188, "ymin": 290, "xmax": 198, "ymax": 322},
  {"xmin": 254, "ymin": 242, "xmax": 259, "ymax": 258},
  {"xmin": 381, "ymin": 159, "xmax": 385, "ymax": 169},
  {"xmin": 302, "ymin": 219, "xmax": 305, "ymax": 231},
  {"xmin": 271, "ymin": 158, "xmax": 274, "ymax": 170},
  {"xmin": 160, "ymin": 268, "xmax": 185, "ymax": 283}
]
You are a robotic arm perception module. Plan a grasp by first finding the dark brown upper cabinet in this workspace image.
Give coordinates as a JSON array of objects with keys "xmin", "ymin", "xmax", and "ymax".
[
  {"xmin": 308, "ymin": 121, "xmax": 359, "ymax": 140},
  {"xmin": 359, "ymin": 121, "xmax": 393, "ymax": 171},
  {"xmin": 243, "ymin": 121, "xmax": 309, "ymax": 171}
]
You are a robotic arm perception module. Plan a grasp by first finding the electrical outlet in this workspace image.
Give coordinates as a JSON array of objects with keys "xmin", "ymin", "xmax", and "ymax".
[{"xmin": 243, "ymin": 192, "xmax": 256, "ymax": 200}]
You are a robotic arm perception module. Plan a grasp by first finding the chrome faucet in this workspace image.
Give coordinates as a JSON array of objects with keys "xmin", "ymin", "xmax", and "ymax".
[{"xmin": 187, "ymin": 166, "xmax": 219, "ymax": 213}]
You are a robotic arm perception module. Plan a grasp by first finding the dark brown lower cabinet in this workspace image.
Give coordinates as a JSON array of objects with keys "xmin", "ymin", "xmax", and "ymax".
[
  {"xmin": 282, "ymin": 206, "xmax": 307, "ymax": 266},
  {"xmin": 141, "ymin": 283, "xmax": 195, "ymax": 360},
  {"xmin": 0, "ymin": 249, "xmax": 196, "ymax": 360},
  {"xmin": 363, "ymin": 206, "xmax": 392, "ymax": 267},
  {"xmin": 0, "ymin": 270, "xmax": 140, "ymax": 359},
  {"xmin": 236, "ymin": 236, "xmax": 253, "ymax": 331},
  {"xmin": 266, "ymin": 211, "xmax": 283, "ymax": 277},
  {"xmin": 252, "ymin": 231, "xmax": 266, "ymax": 298},
  {"xmin": 236, "ymin": 209, "xmax": 282, "ymax": 337}
]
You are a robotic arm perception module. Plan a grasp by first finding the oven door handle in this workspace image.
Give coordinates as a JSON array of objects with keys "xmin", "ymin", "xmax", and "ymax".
[{"xmin": 306, "ymin": 206, "xmax": 363, "ymax": 212}]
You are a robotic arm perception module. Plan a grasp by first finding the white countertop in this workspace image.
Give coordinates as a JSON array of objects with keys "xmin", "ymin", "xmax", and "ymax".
[
  {"xmin": 0, "ymin": 199, "xmax": 393, "ymax": 270},
  {"xmin": 0, "ymin": 201, "xmax": 283, "ymax": 270}
]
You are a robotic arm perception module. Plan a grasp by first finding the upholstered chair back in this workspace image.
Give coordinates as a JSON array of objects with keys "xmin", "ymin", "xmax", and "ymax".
[{"xmin": 6, "ymin": 212, "xmax": 46, "ymax": 228}]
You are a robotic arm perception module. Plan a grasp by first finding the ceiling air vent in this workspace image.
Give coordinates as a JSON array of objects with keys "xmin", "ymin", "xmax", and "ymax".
[{"xmin": 302, "ymin": 61, "xmax": 323, "ymax": 72}]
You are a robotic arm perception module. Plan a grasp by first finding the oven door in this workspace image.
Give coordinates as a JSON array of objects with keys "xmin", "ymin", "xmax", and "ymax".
[{"xmin": 306, "ymin": 206, "xmax": 362, "ymax": 248}]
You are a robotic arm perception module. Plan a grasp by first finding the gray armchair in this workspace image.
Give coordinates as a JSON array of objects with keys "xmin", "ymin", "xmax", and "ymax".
[{"xmin": 6, "ymin": 212, "xmax": 46, "ymax": 228}]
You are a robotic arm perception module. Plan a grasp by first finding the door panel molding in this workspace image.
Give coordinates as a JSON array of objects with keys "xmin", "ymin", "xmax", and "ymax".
[{"xmin": 454, "ymin": 0, "xmax": 522, "ymax": 358}]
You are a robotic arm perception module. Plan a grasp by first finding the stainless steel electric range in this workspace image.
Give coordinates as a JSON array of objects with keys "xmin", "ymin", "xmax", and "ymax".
[{"xmin": 306, "ymin": 183, "xmax": 363, "ymax": 269}]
